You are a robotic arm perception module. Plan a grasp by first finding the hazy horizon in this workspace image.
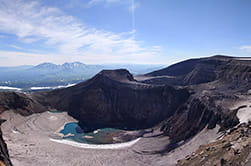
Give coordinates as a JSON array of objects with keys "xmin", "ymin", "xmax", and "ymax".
[{"xmin": 0, "ymin": 61, "xmax": 167, "ymax": 67}]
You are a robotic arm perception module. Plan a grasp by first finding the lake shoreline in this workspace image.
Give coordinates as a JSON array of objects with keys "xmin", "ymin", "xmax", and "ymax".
[{"xmin": 50, "ymin": 137, "xmax": 141, "ymax": 149}]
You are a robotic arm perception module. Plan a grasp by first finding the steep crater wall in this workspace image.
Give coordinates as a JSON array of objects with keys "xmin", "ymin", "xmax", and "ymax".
[
  {"xmin": 160, "ymin": 94, "xmax": 239, "ymax": 148},
  {"xmin": 37, "ymin": 69, "xmax": 191, "ymax": 132}
]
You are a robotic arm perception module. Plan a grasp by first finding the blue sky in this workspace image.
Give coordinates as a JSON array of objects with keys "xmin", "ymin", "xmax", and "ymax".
[{"xmin": 0, "ymin": 0, "xmax": 251, "ymax": 66}]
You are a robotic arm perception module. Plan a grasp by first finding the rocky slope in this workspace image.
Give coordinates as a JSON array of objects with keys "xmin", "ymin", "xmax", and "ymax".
[
  {"xmin": 138, "ymin": 55, "xmax": 251, "ymax": 87},
  {"xmin": 159, "ymin": 94, "xmax": 239, "ymax": 147},
  {"xmin": 177, "ymin": 122, "xmax": 251, "ymax": 166},
  {"xmin": 0, "ymin": 120, "xmax": 12, "ymax": 166}
]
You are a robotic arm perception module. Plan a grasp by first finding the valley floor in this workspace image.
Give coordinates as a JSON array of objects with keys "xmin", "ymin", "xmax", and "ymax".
[{"xmin": 0, "ymin": 111, "xmax": 221, "ymax": 166}]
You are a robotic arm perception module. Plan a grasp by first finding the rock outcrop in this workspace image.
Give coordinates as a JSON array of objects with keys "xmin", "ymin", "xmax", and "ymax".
[
  {"xmin": 140, "ymin": 55, "xmax": 251, "ymax": 88},
  {"xmin": 159, "ymin": 94, "xmax": 239, "ymax": 148},
  {"xmin": 177, "ymin": 122, "xmax": 251, "ymax": 166},
  {"xmin": 218, "ymin": 59, "xmax": 251, "ymax": 89},
  {"xmin": 35, "ymin": 69, "xmax": 190, "ymax": 132},
  {"xmin": 0, "ymin": 92, "xmax": 46, "ymax": 116},
  {"xmin": 0, "ymin": 120, "xmax": 12, "ymax": 166}
]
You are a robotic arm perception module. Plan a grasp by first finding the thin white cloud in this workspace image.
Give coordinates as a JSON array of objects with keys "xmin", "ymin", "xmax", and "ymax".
[
  {"xmin": 0, "ymin": 50, "xmax": 56, "ymax": 66},
  {"xmin": 86, "ymin": 0, "xmax": 139, "ymax": 12},
  {"xmin": 8, "ymin": 44, "xmax": 42, "ymax": 53},
  {"xmin": 87, "ymin": 0, "xmax": 121, "ymax": 7},
  {"xmin": 240, "ymin": 45, "xmax": 251, "ymax": 52},
  {"xmin": 128, "ymin": 0, "xmax": 140, "ymax": 12},
  {"xmin": 87, "ymin": 0, "xmax": 103, "ymax": 6},
  {"xmin": 0, "ymin": 0, "xmax": 161, "ymax": 65},
  {"xmin": 8, "ymin": 45, "xmax": 23, "ymax": 50}
]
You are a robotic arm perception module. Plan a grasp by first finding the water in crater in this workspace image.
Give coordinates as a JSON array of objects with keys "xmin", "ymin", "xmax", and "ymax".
[{"xmin": 59, "ymin": 122, "xmax": 135, "ymax": 144}]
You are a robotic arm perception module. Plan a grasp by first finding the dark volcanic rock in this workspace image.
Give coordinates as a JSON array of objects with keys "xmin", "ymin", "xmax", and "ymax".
[
  {"xmin": 0, "ymin": 92, "xmax": 46, "ymax": 115},
  {"xmin": 35, "ymin": 69, "xmax": 190, "ymax": 132},
  {"xmin": 160, "ymin": 95, "xmax": 239, "ymax": 145},
  {"xmin": 97, "ymin": 69, "xmax": 136, "ymax": 82},
  {"xmin": 0, "ymin": 120, "xmax": 12, "ymax": 166},
  {"xmin": 142, "ymin": 55, "xmax": 233, "ymax": 86},
  {"xmin": 218, "ymin": 59, "xmax": 251, "ymax": 86}
]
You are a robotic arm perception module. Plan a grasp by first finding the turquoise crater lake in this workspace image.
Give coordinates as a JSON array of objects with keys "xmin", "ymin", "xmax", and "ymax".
[{"xmin": 59, "ymin": 122, "xmax": 141, "ymax": 144}]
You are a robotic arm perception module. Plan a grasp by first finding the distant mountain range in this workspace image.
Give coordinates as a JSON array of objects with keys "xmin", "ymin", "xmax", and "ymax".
[{"xmin": 0, "ymin": 62, "xmax": 164, "ymax": 89}]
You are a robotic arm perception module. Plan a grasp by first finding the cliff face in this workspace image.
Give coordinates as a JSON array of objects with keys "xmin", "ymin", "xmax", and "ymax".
[
  {"xmin": 0, "ymin": 92, "xmax": 46, "ymax": 116},
  {"xmin": 160, "ymin": 94, "xmax": 239, "ymax": 146},
  {"xmin": 218, "ymin": 59, "xmax": 251, "ymax": 86},
  {"xmin": 36, "ymin": 69, "xmax": 190, "ymax": 132},
  {"xmin": 0, "ymin": 120, "xmax": 12, "ymax": 166},
  {"xmin": 141, "ymin": 55, "xmax": 250, "ymax": 87}
]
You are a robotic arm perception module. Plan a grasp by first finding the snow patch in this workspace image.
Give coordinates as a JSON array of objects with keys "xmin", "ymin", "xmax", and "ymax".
[
  {"xmin": 235, "ymin": 57, "xmax": 251, "ymax": 60},
  {"xmin": 30, "ymin": 83, "xmax": 76, "ymax": 90},
  {"xmin": 49, "ymin": 116, "xmax": 58, "ymax": 121},
  {"xmin": 0, "ymin": 86, "xmax": 21, "ymax": 90},
  {"xmin": 237, "ymin": 106, "xmax": 251, "ymax": 123},
  {"xmin": 50, "ymin": 137, "xmax": 141, "ymax": 149}
]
